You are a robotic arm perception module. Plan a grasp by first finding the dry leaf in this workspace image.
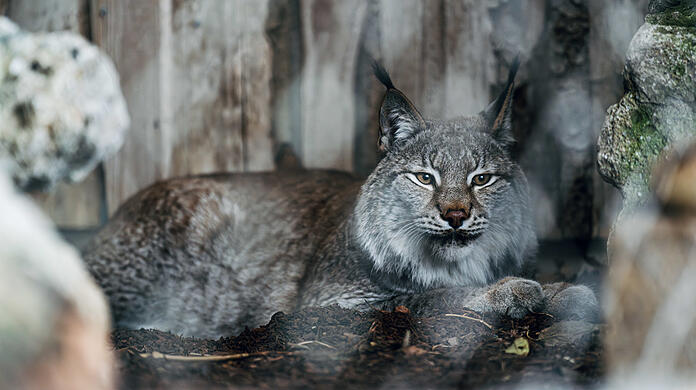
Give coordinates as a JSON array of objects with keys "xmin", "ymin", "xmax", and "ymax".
[
  {"xmin": 395, "ymin": 305, "xmax": 410, "ymax": 314},
  {"xmin": 505, "ymin": 337, "xmax": 530, "ymax": 356},
  {"xmin": 403, "ymin": 345, "xmax": 428, "ymax": 356}
]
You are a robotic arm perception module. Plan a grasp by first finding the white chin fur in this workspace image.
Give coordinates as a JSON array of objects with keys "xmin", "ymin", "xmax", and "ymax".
[
  {"xmin": 359, "ymin": 215, "xmax": 530, "ymax": 289},
  {"xmin": 362, "ymin": 230, "xmax": 495, "ymax": 288}
]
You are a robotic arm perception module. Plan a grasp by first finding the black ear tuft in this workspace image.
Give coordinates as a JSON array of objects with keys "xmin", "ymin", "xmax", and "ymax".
[
  {"xmin": 371, "ymin": 60, "xmax": 395, "ymax": 90},
  {"xmin": 373, "ymin": 62, "xmax": 425, "ymax": 152},
  {"xmin": 482, "ymin": 56, "xmax": 520, "ymax": 146}
]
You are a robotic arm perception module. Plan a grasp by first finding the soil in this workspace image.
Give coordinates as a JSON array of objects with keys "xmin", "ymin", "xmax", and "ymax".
[{"xmin": 112, "ymin": 306, "xmax": 603, "ymax": 390}]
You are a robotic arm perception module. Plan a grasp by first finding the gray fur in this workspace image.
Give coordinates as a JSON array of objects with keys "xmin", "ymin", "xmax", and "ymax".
[{"xmin": 83, "ymin": 64, "xmax": 598, "ymax": 338}]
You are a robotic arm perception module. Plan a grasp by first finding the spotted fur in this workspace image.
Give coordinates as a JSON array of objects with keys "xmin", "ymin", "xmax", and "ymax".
[{"xmin": 83, "ymin": 62, "xmax": 599, "ymax": 338}]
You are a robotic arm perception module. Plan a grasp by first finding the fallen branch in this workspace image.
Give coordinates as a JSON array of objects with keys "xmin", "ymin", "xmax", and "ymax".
[
  {"xmin": 530, "ymin": 311, "xmax": 555, "ymax": 319},
  {"xmin": 137, "ymin": 350, "xmax": 297, "ymax": 362},
  {"xmin": 444, "ymin": 313, "xmax": 493, "ymax": 330},
  {"xmin": 292, "ymin": 340, "xmax": 336, "ymax": 349}
]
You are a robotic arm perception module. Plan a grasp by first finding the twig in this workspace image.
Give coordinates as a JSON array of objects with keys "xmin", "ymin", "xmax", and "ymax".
[
  {"xmin": 444, "ymin": 313, "xmax": 494, "ymax": 330},
  {"xmin": 363, "ymin": 298, "xmax": 381, "ymax": 312},
  {"xmin": 525, "ymin": 329, "xmax": 540, "ymax": 341},
  {"xmin": 137, "ymin": 350, "xmax": 296, "ymax": 362},
  {"xmin": 402, "ymin": 329, "xmax": 411, "ymax": 348},
  {"xmin": 530, "ymin": 311, "xmax": 555, "ymax": 319},
  {"xmin": 293, "ymin": 340, "xmax": 336, "ymax": 349}
]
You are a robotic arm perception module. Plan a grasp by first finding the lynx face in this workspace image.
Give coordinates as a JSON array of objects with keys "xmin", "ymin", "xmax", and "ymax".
[{"xmin": 355, "ymin": 61, "xmax": 536, "ymax": 289}]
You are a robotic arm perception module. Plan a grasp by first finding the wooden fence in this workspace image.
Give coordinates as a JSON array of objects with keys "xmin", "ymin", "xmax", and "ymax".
[{"xmin": 1, "ymin": 0, "xmax": 649, "ymax": 241}]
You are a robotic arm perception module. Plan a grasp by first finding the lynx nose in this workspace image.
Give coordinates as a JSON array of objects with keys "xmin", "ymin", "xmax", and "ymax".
[{"xmin": 442, "ymin": 208, "xmax": 470, "ymax": 229}]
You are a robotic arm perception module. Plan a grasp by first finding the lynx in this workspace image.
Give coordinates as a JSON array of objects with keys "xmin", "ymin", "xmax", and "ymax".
[{"xmin": 84, "ymin": 60, "xmax": 599, "ymax": 338}]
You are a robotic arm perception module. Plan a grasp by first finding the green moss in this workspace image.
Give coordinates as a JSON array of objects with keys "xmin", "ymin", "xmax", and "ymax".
[
  {"xmin": 626, "ymin": 108, "xmax": 667, "ymax": 174},
  {"xmin": 673, "ymin": 31, "xmax": 696, "ymax": 56},
  {"xmin": 673, "ymin": 62, "xmax": 687, "ymax": 77},
  {"xmin": 646, "ymin": 8, "xmax": 696, "ymax": 27},
  {"xmin": 610, "ymin": 94, "xmax": 669, "ymax": 205}
]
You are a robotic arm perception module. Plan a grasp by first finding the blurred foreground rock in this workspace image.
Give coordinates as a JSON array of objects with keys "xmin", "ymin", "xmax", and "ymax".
[
  {"xmin": 606, "ymin": 142, "xmax": 696, "ymax": 384},
  {"xmin": 597, "ymin": 0, "xmax": 695, "ymax": 208},
  {"xmin": 601, "ymin": 1, "xmax": 696, "ymax": 385},
  {"xmin": 0, "ymin": 17, "xmax": 128, "ymax": 192},
  {"xmin": 0, "ymin": 171, "xmax": 113, "ymax": 390},
  {"xmin": 0, "ymin": 15, "xmax": 127, "ymax": 389}
]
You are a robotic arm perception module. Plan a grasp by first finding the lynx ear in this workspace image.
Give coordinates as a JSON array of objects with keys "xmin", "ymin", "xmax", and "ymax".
[
  {"xmin": 373, "ymin": 61, "xmax": 425, "ymax": 152},
  {"xmin": 482, "ymin": 57, "xmax": 520, "ymax": 146}
]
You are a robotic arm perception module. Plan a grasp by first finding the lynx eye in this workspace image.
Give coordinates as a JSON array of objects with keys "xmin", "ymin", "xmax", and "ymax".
[
  {"xmin": 472, "ymin": 174, "xmax": 492, "ymax": 186},
  {"xmin": 415, "ymin": 172, "xmax": 434, "ymax": 186}
]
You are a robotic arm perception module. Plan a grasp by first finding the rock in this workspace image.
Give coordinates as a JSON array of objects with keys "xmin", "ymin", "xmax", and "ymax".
[
  {"xmin": 0, "ymin": 172, "xmax": 113, "ymax": 389},
  {"xmin": 597, "ymin": 1, "xmax": 696, "ymax": 209},
  {"xmin": 0, "ymin": 17, "xmax": 128, "ymax": 192},
  {"xmin": 597, "ymin": 91, "xmax": 668, "ymax": 203},
  {"xmin": 646, "ymin": 0, "xmax": 696, "ymax": 27},
  {"xmin": 538, "ymin": 320, "xmax": 600, "ymax": 348}
]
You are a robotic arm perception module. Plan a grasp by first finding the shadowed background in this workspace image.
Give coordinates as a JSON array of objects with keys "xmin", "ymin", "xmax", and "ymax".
[{"xmin": 0, "ymin": 0, "xmax": 649, "ymax": 252}]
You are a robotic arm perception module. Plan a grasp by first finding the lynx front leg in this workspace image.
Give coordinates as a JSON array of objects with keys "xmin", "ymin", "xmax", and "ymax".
[
  {"xmin": 542, "ymin": 282, "xmax": 600, "ymax": 322},
  {"xmin": 383, "ymin": 277, "xmax": 546, "ymax": 318},
  {"xmin": 468, "ymin": 279, "xmax": 600, "ymax": 321},
  {"xmin": 383, "ymin": 277, "xmax": 600, "ymax": 321},
  {"xmin": 466, "ymin": 277, "xmax": 546, "ymax": 318}
]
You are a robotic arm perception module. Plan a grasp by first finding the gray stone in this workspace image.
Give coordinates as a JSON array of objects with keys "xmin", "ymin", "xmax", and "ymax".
[
  {"xmin": 646, "ymin": 0, "xmax": 696, "ymax": 27},
  {"xmin": 597, "ymin": 1, "xmax": 695, "ymax": 208},
  {"xmin": 0, "ymin": 17, "xmax": 129, "ymax": 192},
  {"xmin": 539, "ymin": 320, "xmax": 601, "ymax": 348}
]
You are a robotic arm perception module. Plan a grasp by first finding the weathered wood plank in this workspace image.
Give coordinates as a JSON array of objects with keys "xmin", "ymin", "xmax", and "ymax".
[
  {"xmin": 378, "ymin": 0, "xmax": 424, "ymax": 106},
  {"xmin": 233, "ymin": 0, "xmax": 274, "ymax": 172},
  {"xmin": 94, "ymin": 0, "xmax": 274, "ymax": 215},
  {"xmin": 4, "ymin": 0, "xmax": 89, "ymax": 34},
  {"xmin": 168, "ymin": 0, "xmax": 247, "ymax": 175},
  {"xmin": 31, "ymin": 170, "xmax": 105, "ymax": 227},
  {"xmin": 299, "ymin": 0, "xmax": 367, "ymax": 171},
  {"xmin": 420, "ymin": 0, "xmax": 447, "ymax": 119},
  {"xmin": 6, "ymin": 0, "xmax": 102, "ymax": 228},
  {"xmin": 91, "ymin": 0, "xmax": 164, "ymax": 214},
  {"xmin": 169, "ymin": 0, "xmax": 275, "ymax": 175},
  {"xmin": 442, "ymin": 0, "xmax": 496, "ymax": 118},
  {"xmin": 266, "ymin": 0, "xmax": 303, "ymax": 165}
]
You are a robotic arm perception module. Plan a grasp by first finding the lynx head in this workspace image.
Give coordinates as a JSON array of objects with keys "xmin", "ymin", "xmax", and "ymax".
[{"xmin": 354, "ymin": 59, "xmax": 536, "ymax": 289}]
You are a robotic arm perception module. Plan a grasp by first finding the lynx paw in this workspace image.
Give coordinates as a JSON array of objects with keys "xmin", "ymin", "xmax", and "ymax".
[
  {"xmin": 543, "ymin": 283, "xmax": 600, "ymax": 322},
  {"xmin": 470, "ymin": 277, "xmax": 546, "ymax": 318}
]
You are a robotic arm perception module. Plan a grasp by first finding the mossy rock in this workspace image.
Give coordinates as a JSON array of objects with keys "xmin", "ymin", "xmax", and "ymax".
[
  {"xmin": 626, "ymin": 23, "xmax": 695, "ymax": 106},
  {"xmin": 646, "ymin": 0, "xmax": 696, "ymax": 27},
  {"xmin": 599, "ymin": 15, "xmax": 695, "ymax": 207},
  {"xmin": 598, "ymin": 93, "xmax": 668, "ymax": 206}
]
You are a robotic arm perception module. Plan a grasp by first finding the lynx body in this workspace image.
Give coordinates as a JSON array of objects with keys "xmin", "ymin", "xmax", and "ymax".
[{"xmin": 84, "ymin": 62, "xmax": 597, "ymax": 337}]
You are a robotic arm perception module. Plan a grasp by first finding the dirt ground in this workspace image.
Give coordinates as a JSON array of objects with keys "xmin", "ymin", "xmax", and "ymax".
[
  {"xmin": 68, "ymin": 233, "xmax": 603, "ymax": 389},
  {"xmin": 112, "ymin": 305, "xmax": 603, "ymax": 390}
]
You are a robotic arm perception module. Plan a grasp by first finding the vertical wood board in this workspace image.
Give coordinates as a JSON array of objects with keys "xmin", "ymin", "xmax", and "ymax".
[
  {"xmin": 91, "ymin": 0, "xmax": 164, "ymax": 214},
  {"xmin": 442, "ymin": 0, "xmax": 495, "ymax": 118},
  {"xmin": 5, "ymin": 0, "xmax": 89, "ymax": 34},
  {"xmin": 299, "ymin": 0, "xmax": 367, "ymax": 171}
]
